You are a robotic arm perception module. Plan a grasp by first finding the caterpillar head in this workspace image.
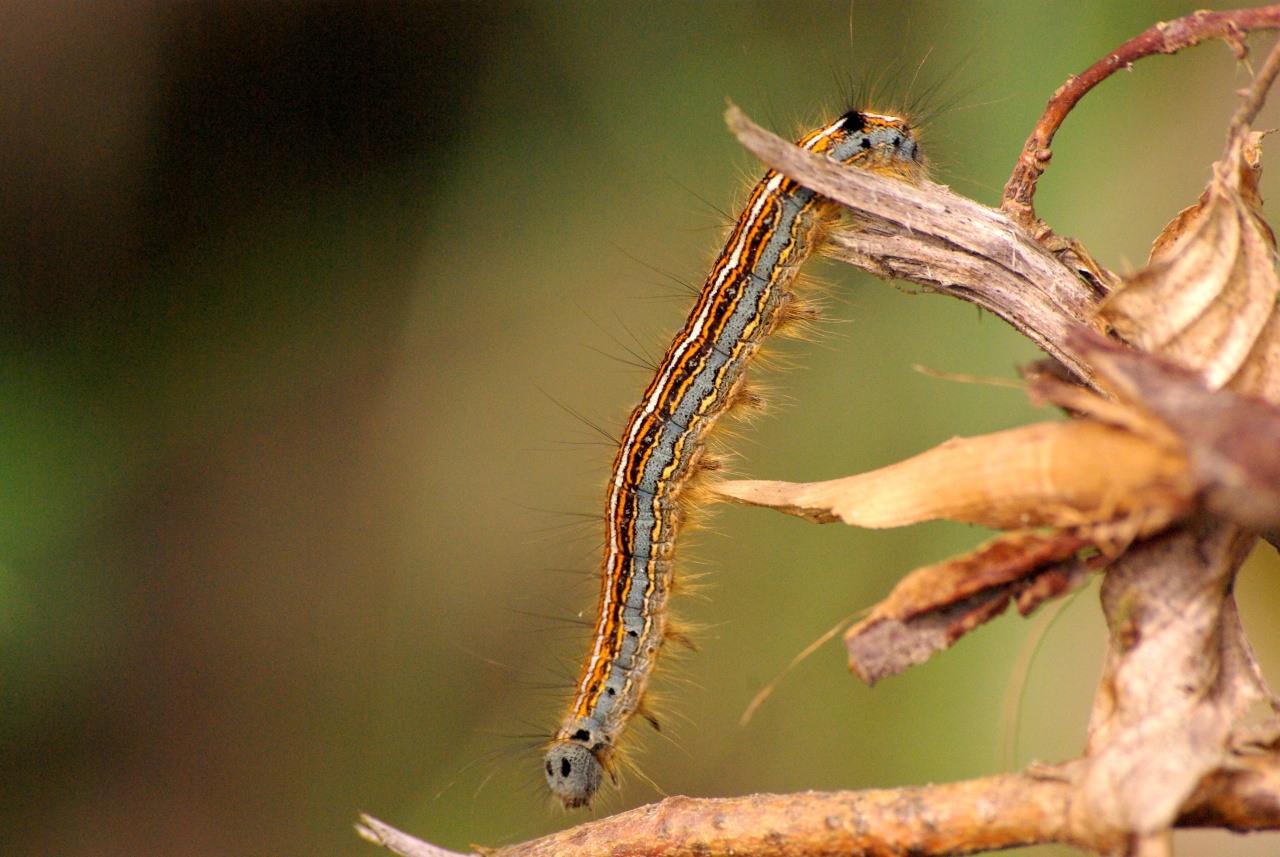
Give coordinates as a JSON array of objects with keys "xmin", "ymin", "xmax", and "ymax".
[
  {"xmin": 543, "ymin": 738, "xmax": 607, "ymax": 809},
  {"xmin": 826, "ymin": 109, "xmax": 926, "ymax": 184}
]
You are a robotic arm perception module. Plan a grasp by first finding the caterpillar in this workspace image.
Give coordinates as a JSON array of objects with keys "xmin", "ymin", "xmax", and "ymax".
[{"xmin": 543, "ymin": 108, "xmax": 926, "ymax": 809}]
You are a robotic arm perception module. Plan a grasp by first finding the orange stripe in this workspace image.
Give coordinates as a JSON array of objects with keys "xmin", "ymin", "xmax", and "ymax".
[{"xmin": 543, "ymin": 108, "xmax": 925, "ymax": 809}]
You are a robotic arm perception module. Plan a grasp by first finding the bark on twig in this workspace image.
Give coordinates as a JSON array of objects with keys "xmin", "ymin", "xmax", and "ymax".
[
  {"xmin": 357, "ymin": 816, "xmax": 473, "ymax": 857},
  {"xmin": 1000, "ymin": 4, "xmax": 1280, "ymax": 231},
  {"xmin": 357, "ymin": 751, "xmax": 1280, "ymax": 857}
]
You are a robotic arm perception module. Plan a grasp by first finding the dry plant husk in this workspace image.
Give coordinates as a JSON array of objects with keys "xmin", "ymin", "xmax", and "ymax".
[
  {"xmin": 1102, "ymin": 131, "xmax": 1280, "ymax": 400},
  {"xmin": 714, "ymin": 376, "xmax": 1201, "ymax": 683},
  {"xmin": 714, "ymin": 415, "xmax": 1192, "ymax": 535},
  {"xmin": 715, "ymin": 90, "xmax": 1280, "ymax": 703},
  {"xmin": 1065, "ymin": 95, "xmax": 1280, "ymax": 841}
]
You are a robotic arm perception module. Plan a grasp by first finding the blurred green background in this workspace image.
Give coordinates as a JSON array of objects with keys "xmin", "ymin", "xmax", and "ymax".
[{"xmin": 4, "ymin": 2, "xmax": 1280, "ymax": 856}]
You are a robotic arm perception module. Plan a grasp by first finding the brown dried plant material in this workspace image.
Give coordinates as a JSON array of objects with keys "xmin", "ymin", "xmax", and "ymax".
[
  {"xmin": 1073, "ymin": 328, "xmax": 1280, "ymax": 539},
  {"xmin": 714, "ymin": 397, "xmax": 1200, "ymax": 682},
  {"xmin": 1100, "ymin": 129, "xmax": 1280, "ymax": 402},
  {"xmin": 714, "ymin": 417, "xmax": 1193, "ymax": 542},
  {"xmin": 845, "ymin": 530, "xmax": 1095, "ymax": 684},
  {"xmin": 721, "ymin": 373, "xmax": 1208, "ymax": 685},
  {"xmin": 1148, "ymin": 132, "xmax": 1274, "ymax": 261},
  {"xmin": 1075, "ymin": 521, "xmax": 1270, "ymax": 840}
]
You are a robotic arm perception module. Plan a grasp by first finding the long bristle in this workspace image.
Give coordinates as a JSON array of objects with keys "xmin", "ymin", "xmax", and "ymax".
[
  {"xmin": 694, "ymin": 451, "xmax": 726, "ymax": 474},
  {"xmin": 663, "ymin": 625, "xmax": 697, "ymax": 652},
  {"xmin": 726, "ymin": 382, "xmax": 768, "ymax": 415}
]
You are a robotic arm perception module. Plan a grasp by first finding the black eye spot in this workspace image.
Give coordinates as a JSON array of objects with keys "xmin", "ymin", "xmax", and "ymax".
[
  {"xmin": 545, "ymin": 761, "xmax": 553, "ymax": 776},
  {"xmin": 841, "ymin": 110, "xmax": 866, "ymax": 133},
  {"xmin": 606, "ymin": 687, "xmax": 616, "ymax": 696},
  {"xmin": 572, "ymin": 728, "xmax": 590, "ymax": 742},
  {"xmin": 860, "ymin": 138, "xmax": 872, "ymax": 150},
  {"xmin": 628, "ymin": 630, "xmax": 638, "ymax": 637},
  {"xmin": 891, "ymin": 134, "xmax": 902, "ymax": 147},
  {"xmin": 560, "ymin": 758, "xmax": 572, "ymax": 777}
]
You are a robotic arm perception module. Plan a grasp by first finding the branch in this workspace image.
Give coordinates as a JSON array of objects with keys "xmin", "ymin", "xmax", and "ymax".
[
  {"xmin": 1000, "ymin": 4, "xmax": 1280, "ymax": 230},
  {"xmin": 357, "ymin": 751, "xmax": 1280, "ymax": 857},
  {"xmin": 357, "ymin": 816, "xmax": 472, "ymax": 857}
]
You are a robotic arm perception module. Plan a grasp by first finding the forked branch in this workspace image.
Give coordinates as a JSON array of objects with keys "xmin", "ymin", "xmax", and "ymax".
[{"xmin": 1000, "ymin": 3, "xmax": 1280, "ymax": 230}]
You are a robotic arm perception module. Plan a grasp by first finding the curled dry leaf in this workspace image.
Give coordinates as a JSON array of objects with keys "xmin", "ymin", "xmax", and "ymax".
[
  {"xmin": 845, "ymin": 530, "xmax": 1095, "ymax": 685},
  {"xmin": 1100, "ymin": 130, "xmax": 1280, "ymax": 402},
  {"xmin": 1075, "ymin": 521, "xmax": 1267, "ymax": 839}
]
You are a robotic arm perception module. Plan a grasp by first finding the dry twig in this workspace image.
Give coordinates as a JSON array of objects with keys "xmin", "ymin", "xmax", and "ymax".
[
  {"xmin": 358, "ymin": 750, "xmax": 1280, "ymax": 857},
  {"xmin": 1000, "ymin": 4, "xmax": 1280, "ymax": 231}
]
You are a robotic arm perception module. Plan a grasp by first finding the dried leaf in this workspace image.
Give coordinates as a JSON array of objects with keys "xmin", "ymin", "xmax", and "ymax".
[
  {"xmin": 845, "ymin": 531, "xmax": 1093, "ymax": 684},
  {"xmin": 1078, "ymin": 522, "xmax": 1266, "ymax": 837},
  {"xmin": 719, "ymin": 383, "xmax": 1198, "ymax": 680},
  {"xmin": 1148, "ymin": 192, "xmax": 1212, "ymax": 263},
  {"xmin": 1101, "ymin": 131, "xmax": 1280, "ymax": 400},
  {"xmin": 1229, "ymin": 310, "xmax": 1280, "ymax": 401},
  {"xmin": 715, "ymin": 419, "xmax": 1193, "ymax": 539},
  {"xmin": 1072, "ymin": 328, "xmax": 1280, "ymax": 538}
]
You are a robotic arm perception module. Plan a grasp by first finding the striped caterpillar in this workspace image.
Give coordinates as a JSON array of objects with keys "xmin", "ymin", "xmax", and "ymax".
[{"xmin": 543, "ymin": 108, "xmax": 926, "ymax": 808}]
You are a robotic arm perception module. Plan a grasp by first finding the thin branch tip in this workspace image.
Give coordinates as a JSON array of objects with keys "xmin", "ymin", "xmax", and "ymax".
[
  {"xmin": 1001, "ymin": 4, "xmax": 1280, "ymax": 227},
  {"xmin": 356, "ymin": 814, "xmax": 476, "ymax": 857}
]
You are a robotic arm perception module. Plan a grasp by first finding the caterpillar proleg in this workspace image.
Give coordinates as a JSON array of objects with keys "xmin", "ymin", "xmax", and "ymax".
[{"xmin": 544, "ymin": 108, "xmax": 925, "ymax": 809}]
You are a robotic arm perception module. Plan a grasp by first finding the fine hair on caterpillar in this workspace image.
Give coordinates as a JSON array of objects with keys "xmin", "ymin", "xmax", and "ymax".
[{"xmin": 542, "ymin": 104, "xmax": 927, "ymax": 810}]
